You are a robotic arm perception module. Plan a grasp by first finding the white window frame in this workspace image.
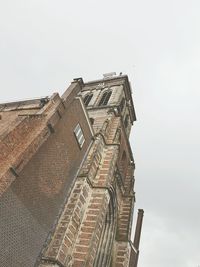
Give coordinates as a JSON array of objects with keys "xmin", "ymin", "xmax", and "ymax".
[{"xmin": 74, "ymin": 123, "xmax": 85, "ymax": 148}]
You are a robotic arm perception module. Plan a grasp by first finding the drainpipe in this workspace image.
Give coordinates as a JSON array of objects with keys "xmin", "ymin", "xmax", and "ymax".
[{"xmin": 132, "ymin": 209, "xmax": 144, "ymax": 267}]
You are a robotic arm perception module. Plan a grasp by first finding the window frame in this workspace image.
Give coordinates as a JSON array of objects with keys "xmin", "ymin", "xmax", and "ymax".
[
  {"xmin": 74, "ymin": 123, "xmax": 85, "ymax": 148},
  {"xmin": 124, "ymin": 115, "xmax": 129, "ymax": 128},
  {"xmin": 98, "ymin": 90, "xmax": 112, "ymax": 106},
  {"xmin": 83, "ymin": 93, "xmax": 93, "ymax": 106}
]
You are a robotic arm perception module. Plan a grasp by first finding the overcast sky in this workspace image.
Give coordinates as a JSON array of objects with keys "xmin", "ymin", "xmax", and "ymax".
[{"xmin": 1, "ymin": 0, "xmax": 200, "ymax": 266}]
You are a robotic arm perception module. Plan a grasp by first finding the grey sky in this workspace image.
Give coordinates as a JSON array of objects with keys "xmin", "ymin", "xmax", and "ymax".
[{"xmin": 1, "ymin": 0, "xmax": 200, "ymax": 266}]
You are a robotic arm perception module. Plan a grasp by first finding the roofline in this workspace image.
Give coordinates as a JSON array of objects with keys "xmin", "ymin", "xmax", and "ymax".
[
  {"xmin": 84, "ymin": 74, "xmax": 129, "ymax": 86},
  {"xmin": 0, "ymin": 97, "xmax": 50, "ymax": 111}
]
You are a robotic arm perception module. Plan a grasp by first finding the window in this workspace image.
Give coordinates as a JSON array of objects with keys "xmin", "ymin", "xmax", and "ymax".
[
  {"xmin": 83, "ymin": 93, "xmax": 93, "ymax": 106},
  {"xmin": 119, "ymin": 98, "xmax": 125, "ymax": 112},
  {"xmin": 74, "ymin": 123, "xmax": 85, "ymax": 148},
  {"xmin": 98, "ymin": 90, "xmax": 112, "ymax": 106},
  {"xmin": 89, "ymin": 117, "xmax": 94, "ymax": 125},
  {"xmin": 124, "ymin": 115, "xmax": 129, "ymax": 128}
]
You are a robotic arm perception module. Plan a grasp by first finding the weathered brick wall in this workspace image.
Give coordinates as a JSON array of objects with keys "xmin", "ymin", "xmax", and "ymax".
[
  {"xmin": 39, "ymin": 176, "xmax": 111, "ymax": 267},
  {"xmin": 72, "ymin": 189, "xmax": 110, "ymax": 267},
  {"xmin": 38, "ymin": 115, "xmax": 135, "ymax": 267},
  {"xmin": 40, "ymin": 177, "xmax": 92, "ymax": 265},
  {"xmin": 0, "ymin": 91, "xmax": 93, "ymax": 267},
  {"xmin": 114, "ymin": 241, "xmax": 131, "ymax": 267},
  {"xmin": 0, "ymin": 94, "xmax": 61, "ymax": 197},
  {"xmin": 37, "ymin": 110, "xmax": 123, "ymax": 266}
]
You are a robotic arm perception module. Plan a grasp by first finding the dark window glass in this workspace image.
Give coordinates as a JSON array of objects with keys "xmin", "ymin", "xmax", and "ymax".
[
  {"xmin": 119, "ymin": 98, "xmax": 125, "ymax": 112},
  {"xmin": 89, "ymin": 118, "xmax": 94, "ymax": 125},
  {"xmin": 98, "ymin": 91, "xmax": 112, "ymax": 106},
  {"xmin": 83, "ymin": 94, "xmax": 93, "ymax": 106},
  {"xmin": 124, "ymin": 115, "xmax": 129, "ymax": 128}
]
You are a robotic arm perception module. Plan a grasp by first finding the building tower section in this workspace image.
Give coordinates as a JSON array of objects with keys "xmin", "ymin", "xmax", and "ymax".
[
  {"xmin": 38, "ymin": 74, "xmax": 142, "ymax": 267},
  {"xmin": 78, "ymin": 74, "xmax": 138, "ymax": 267}
]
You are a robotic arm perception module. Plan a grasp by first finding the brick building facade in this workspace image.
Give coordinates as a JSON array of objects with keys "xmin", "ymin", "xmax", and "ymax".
[{"xmin": 0, "ymin": 74, "xmax": 143, "ymax": 267}]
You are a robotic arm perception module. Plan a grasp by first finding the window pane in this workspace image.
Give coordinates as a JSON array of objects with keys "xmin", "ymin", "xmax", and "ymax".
[
  {"xmin": 74, "ymin": 123, "xmax": 85, "ymax": 148},
  {"xmin": 98, "ymin": 91, "xmax": 112, "ymax": 106}
]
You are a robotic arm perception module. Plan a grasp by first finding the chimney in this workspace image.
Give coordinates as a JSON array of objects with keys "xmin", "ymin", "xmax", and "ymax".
[
  {"xmin": 130, "ymin": 209, "xmax": 144, "ymax": 267},
  {"xmin": 133, "ymin": 209, "xmax": 144, "ymax": 250}
]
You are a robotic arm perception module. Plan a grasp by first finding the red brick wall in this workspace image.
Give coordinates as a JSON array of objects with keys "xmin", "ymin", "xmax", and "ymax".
[{"xmin": 0, "ymin": 93, "xmax": 93, "ymax": 267}]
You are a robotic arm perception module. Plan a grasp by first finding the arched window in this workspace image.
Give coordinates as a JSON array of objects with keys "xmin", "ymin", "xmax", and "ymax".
[
  {"xmin": 124, "ymin": 115, "xmax": 129, "ymax": 128},
  {"xmin": 83, "ymin": 93, "xmax": 93, "ymax": 106},
  {"xmin": 119, "ymin": 98, "xmax": 125, "ymax": 112},
  {"xmin": 98, "ymin": 90, "xmax": 112, "ymax": 106}
]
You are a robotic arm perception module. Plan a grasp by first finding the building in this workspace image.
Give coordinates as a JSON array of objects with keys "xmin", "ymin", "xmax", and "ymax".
[{"xmin": 0, "ymin": 73, "xmax": 143, "ymax": 267}]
